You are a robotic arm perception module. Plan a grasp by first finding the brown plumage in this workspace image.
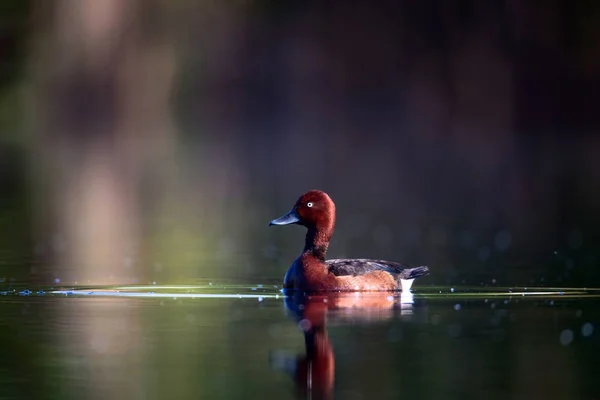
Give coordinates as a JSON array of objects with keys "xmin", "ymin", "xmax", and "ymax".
[{"xmin": 269, "ymin": 190, "xmax": 429, "ymax": 292}]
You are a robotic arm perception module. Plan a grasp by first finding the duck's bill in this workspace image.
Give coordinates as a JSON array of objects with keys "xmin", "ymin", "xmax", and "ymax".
[{"xmin": 269, "ymin": 209, "xmax": 300, "ymax": 226}]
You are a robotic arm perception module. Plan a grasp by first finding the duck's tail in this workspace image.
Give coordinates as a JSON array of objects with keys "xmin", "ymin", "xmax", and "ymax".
[
  {"xmin": 405, "ymin": 265, "xmax": 429, "ymax": 280},
  {"xmin": 399, "ymin": 266, "xmax": 429, "ymax": 292}
]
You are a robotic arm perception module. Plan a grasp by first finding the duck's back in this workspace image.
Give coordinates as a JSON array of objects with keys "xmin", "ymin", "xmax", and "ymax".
[{"xmin": 326, "ymin": 259, "xmax": 429, "ymax": 281}]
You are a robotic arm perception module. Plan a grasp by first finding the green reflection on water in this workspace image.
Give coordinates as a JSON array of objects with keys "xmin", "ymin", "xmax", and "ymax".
[{"xmin": 0, "ymin": 282, "xmax": 599, "ymax": 399}]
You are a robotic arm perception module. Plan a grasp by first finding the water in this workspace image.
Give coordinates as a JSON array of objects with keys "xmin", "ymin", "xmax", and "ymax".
[{"xmin": 0, "ymin": 284, "xmax": 599, "ymax": 399}]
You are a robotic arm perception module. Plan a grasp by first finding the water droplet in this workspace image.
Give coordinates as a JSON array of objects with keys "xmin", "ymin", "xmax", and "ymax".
[
  {"xmin": 387, "ymin": 295, "xmax": 394, "ymax": 302},
  {"xmin": 494, "ymin": 230, "xmax": 512, "ymax": 251},
  {"xmin": 559, "ymin": 329, "xmax": 574, "ymax": 346},
  {"xmin": 262, "ymin": 243, "xmax": 278, "ymax": 259},
  {"xmin": 454, "ymin": 304, "xmax": 461, "ymax": 311},
  {"xmin": 450, "ymin": 287, "xmax": 455, "ymax": 293},
  {"xmin": 492, "ymin": 278, "xmax": 497, "ymax": 284},
  {"xmin": 258, "ymin": 297, "xmax": 263, "ymax": 302},
  {"xmin": 298, "ymin": 319, "xmax": 312, "ymax": 332},
  {"xmin": 582, "ymin": 323, "xmax": 594, "ymax": 337},
  {"xmin": 54, "ymin": 278, "xmax": 61, "ymax": 284}
]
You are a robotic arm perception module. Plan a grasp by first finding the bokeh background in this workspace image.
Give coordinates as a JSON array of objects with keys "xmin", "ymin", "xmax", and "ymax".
[{"xmin": 1, "ymin": 0, "xmax": 599, "ymax": 287}]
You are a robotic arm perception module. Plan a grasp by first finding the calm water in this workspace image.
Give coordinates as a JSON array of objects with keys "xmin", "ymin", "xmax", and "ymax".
[{"xmin": 0, "ymin": 283, "xmax": 599, "ymax": 400}]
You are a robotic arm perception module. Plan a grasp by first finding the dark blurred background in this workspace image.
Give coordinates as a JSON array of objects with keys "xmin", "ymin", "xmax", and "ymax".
[{"xmin": 1, "ymin": 0, "xmax": 599, "ymax": 287}]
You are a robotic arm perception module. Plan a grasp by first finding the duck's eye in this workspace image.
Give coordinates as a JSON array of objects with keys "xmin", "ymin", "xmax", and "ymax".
[{"xmin": 307, "ymin": 202, "xmax": 314, "ymax": 208}]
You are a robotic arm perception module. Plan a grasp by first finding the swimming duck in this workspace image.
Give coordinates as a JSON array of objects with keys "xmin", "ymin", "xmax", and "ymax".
[{"xmin": 269, "ymin": 190, "xmax": 429, "ymax": 292}]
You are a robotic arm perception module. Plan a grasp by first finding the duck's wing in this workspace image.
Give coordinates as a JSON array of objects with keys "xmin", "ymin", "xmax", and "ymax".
[{"xmin": 326, "ymin": 259, "xmax": 429, "ymax": 280}]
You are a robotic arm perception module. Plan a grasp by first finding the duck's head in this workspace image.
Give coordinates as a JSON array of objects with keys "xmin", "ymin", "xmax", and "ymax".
[{"xmin": 269, "ymin": 190, "xmax": 335, "ymax": 230}]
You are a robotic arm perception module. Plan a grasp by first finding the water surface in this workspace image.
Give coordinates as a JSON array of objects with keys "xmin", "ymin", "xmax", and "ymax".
[{"xmin": 0, "ymin": 284, "xmax": 598, "ymax": 399}]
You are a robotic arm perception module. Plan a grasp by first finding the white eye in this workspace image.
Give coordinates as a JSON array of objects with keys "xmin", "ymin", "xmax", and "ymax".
[{"xmin": 307, "ymin": 202, "xmax": 313, "ymax": 208}]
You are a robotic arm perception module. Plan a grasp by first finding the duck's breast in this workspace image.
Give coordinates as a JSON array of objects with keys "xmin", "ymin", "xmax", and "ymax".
[{"xmin": 283, "ymin": 255, "xmax": 303, "ymax": 289}]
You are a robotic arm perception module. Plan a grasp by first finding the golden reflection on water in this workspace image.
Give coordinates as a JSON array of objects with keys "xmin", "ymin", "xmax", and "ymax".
[{"xmin": 272, "ymin": 291, "xmax": 417, "ymax": 399}]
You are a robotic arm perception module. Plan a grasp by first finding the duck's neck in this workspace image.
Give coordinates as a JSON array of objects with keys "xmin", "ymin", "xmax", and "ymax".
[{"xmin": 304, "ymin": 222, "xmax": 334, "ymax": 262}]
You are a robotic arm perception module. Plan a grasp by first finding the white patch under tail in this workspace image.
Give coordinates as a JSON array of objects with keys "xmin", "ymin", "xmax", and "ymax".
[
  {"xmin": 400, "ymin": 278, "xmax": 414, "ymax": 292},
  {"xmin": 400, "ymin": 291, "xmax": 414, "ymax": 306}
]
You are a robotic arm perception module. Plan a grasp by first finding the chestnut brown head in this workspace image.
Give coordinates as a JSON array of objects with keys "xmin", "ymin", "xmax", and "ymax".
[{"xmin": 269, "ymin": 190, "xmax": 336, "ymax": 230}]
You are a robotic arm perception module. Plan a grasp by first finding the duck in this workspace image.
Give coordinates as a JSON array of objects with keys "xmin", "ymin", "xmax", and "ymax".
[{"xmin": 269, "ymin": 190, "xmax": 429, "ymax": 292}]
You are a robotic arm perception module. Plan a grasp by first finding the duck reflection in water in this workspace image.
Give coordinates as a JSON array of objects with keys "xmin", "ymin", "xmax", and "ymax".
[{"xmin": 270, "ymin": 291, "xmax": 418, "ymax": 399}]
